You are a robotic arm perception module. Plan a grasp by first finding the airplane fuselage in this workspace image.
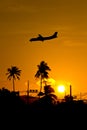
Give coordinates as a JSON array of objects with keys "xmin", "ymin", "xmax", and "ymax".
[{"xmin": 29, "ymin": 32, "xmax": 58, "ymax": 42}]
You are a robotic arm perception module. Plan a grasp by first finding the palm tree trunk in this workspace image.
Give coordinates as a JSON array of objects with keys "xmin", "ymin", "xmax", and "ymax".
[
  {"xmin": 13, "ymin": 77, "xmax": 15, "ymax": 92},
  {"xmin": 39, "ymin": 76, "xmax": 42, "ymax": 99},
  {"xmin": 40, "ymin": 75, "xmax": 42, "ymax": 93}
]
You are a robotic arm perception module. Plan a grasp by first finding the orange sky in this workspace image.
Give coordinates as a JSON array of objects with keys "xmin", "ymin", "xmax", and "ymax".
[{"xmin": 0, "ymin": 0, "xmax": 87, "ymax": 98}]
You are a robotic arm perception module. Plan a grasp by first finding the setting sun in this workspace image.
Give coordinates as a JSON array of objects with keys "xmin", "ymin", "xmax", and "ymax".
[{"xmin": 57, "ymin": 85, "xmax": 65, "ymax": 93}]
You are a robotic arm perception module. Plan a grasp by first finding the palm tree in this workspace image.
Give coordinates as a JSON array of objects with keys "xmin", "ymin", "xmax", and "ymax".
[
  {"xmin": 44, "ymin": 85, "xmax": 55, "ymax": 95},
  {"xmin": 43, "ymin": 85, "xmax": 58, "ymax": 105},
  {"xmin": 35, "ymin": 61, "xmax": 51, "ymax": 94},
  {"xmin": 6, "ymin": 66, "xmax": 21, "ymax": 92}
]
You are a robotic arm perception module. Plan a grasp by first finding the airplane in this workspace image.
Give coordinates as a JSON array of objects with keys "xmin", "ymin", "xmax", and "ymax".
[{"xmin": 29, "ymin": 32, "xmax": 58, "ymax": 42}]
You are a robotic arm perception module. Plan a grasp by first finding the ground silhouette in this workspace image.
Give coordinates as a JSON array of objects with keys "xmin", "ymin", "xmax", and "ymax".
[{"xmin": 0, "ymin": 88, "xmax": 87, "ymax": 128}]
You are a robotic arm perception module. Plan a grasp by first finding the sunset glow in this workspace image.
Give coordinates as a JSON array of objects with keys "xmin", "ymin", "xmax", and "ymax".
[
  {"xmin": 0, "ymin": 0, "xmax": 87, "ymax": 96},
  {"xmin": 57, "ymin": 85, "xmax": 65, "ymax": 93},
  {"xmin": 1, "ymin": 0, "xmax": 87, "ymax": 124}
]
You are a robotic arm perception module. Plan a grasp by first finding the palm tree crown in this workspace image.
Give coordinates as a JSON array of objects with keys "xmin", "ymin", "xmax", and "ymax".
[
  {"xmin": 35, "ymin": 61, "xmax": 51, "ymax": 93},
  {"xmin": 6, "ymin": 66, "xmax": 21, "ymax": 92}
]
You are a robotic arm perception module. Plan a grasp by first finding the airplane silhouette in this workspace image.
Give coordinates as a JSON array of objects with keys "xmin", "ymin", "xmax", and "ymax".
[{"xmin": 29, "ymin": 32, "xmax": 58, "ymax": 42}]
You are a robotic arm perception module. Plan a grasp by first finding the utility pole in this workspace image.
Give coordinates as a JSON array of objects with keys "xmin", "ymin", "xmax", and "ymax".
[
  {"xmin": 27, "ymin": 80, "xmax": 29, "ymax": 104},
  {"xmin": 70, "ymin": 85, "xmax": 72, "ymax": 97},
  {"xmin": 70, "ymin": 84, "xmax": 72, "ymax": 101},
  {"xmin": 80, "ymin": 92, "xmax": 82, "ymax": 100}
]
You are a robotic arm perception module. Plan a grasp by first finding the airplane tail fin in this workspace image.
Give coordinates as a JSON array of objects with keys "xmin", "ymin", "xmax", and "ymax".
[{"xmin": 53, "ymin": 32, "xmax": 58, "ymax": 37}]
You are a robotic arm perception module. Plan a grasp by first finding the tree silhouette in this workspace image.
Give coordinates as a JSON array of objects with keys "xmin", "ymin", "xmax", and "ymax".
[
  {"xmin": 43, "ymin": 85, "xmax": 58, "ymax": 105},
  {"xmin": 44, "ymin": 85, "xmax": 55, "ymax": 95},
  {"xmin": 6, "ymin": 66, "xmax": 21, "ymax": 92},
  {"xmin": 35, "ymin": 61, "xmax": 51, "ymax": 94},
  {"xmin": 35, "ymin": 85, "xmax": 58, "ymax": 106}
]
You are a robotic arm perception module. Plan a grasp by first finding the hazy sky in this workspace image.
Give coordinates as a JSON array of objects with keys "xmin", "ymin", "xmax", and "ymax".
[{"xmin": 0, "ymin": 0, "xmax": 87, "ymax": 97}]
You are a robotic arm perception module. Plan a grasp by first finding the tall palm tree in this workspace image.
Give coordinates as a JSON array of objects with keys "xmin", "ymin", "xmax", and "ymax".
[
  {"xmin": 35, "ymin": 61, "xmax": 51, "ymax": 93},
  {"xmin": 6, "ymin": 66, "xmax": 21, "ymax": 92}
]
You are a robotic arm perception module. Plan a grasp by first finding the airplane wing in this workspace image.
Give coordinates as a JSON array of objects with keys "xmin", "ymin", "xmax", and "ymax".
[
  {"xmin": 29, "ymin": 34, "xmax": 44, "ymax": 42},
  {"xmin": 38, "ymin": 34, "xmax": 43, "ymax": 38}
]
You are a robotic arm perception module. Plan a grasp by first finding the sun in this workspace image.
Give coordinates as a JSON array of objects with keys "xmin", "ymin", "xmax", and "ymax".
[{"xmin": 57, "ymin": 85, "xmax": 65, "ymax": 93}]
